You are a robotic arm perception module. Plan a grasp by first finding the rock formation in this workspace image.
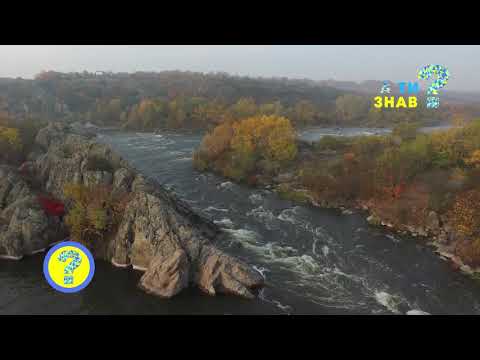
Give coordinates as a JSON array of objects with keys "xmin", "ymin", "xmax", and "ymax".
[{"xmin": 0, "ymin": 122, "xmax": 264, "ymax": 299}]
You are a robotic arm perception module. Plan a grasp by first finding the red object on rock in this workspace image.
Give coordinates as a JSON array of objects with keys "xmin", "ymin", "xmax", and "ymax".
[{"xmin": 38, "ymin": 195, "xmax": 65, "ymax": 216}]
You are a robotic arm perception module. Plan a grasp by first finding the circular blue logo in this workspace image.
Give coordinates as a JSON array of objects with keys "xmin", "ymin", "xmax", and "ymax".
[{"xmin": 43, "ymin": 240, "xmax": 95, "ymax": 294}]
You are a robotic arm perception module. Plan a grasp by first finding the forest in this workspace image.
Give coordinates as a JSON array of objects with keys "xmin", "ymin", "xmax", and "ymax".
[{"xmin": 0, "ymin": 70, "xmax": 468, "ymax": 131}]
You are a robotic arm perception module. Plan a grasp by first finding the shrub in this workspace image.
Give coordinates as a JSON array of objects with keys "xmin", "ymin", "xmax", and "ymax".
[
  {"xmin": 466, "ymin": 149, "xmax": 480, "ymax": 168},
  {"xmin": 350, "ymin": 135, "xmax": 388, "ymax": 158},
  {"xmin": 0, "ymin": 126, "xmax": 23, "ymax": 164},
  {"xmin": 197, "ymin": 122, "xmax": 234, "ymax": 161},
  {"xmin": 392, "ymin": 122, "xmax": 420, "ymax": 141},
  {"xmin": 59, "ymin": 144, "xmax": 75, "ymax": 158},
  {"xmin": 192, "ymin": 151, "xmax": 208, "ymax": 171},
  {"xmin": 17, "ymin": 117, "xmax": 47, "ymax": 155},
  {"xmin": 64, "ymin": 183, "xmax": 130, "ymax": 247},
  {"xmin": 448, "ymin": 189, "xmax": 480, "ymax": 237},
  {"xmin": 455, "ymin": 238, "xmax": 480, "ymax": 267},
  {"xmin": 276, "ymin": 184, "xmax": 310, "ymax": 203},
  {"xmin": 315, "ymin": 135, "xmax": 350, "ymax": 152}
]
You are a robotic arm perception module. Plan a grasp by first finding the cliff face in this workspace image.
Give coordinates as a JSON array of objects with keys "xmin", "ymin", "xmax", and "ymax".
[
  {"xmin": 0, "ymin": 122, "xmax": 264, "ymax": 299},
  {"xmin": 0, "ymin": 165, "xmax": 66, "ymax": 259}
]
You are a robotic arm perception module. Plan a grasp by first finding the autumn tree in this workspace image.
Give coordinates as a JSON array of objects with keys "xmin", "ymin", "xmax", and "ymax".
[
  {"xmin": 335, "ymin": 94, "xmax": 369, "ymax": 124},
  {"xmin": 259, "ymin": 101, "xmax": 284, "ymax": 117},
  {"xmin": 0, "ymin": 126, "xmax": 22, "ymax": 163},
  {"xmin": 64, "ymin": 183, "xmax": 130, "ymax": 248},
  {"xmin": 194, "ymin": 114, "xmax": 297, "ymax": 181},
  {"xmin": 230, "ymin": 98, "xmax": 257, "ymax": 120},
  {"xmin": 197, "ymin": 121, "xmax": 234, "ymax": 161},
  {"xmin": 291, "ymin": 100, "xmax": 317, "ymax": 125}
]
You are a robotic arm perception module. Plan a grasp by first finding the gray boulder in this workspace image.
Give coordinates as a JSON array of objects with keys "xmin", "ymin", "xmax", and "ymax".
[
  {"xmin": 426, "ymin": 211, "xmax": 440, "ymax": 233},
  {"xmin": 35, "ymin": 122, "xmax": 70, "ymax": 150},
  {"xmin": 113, "ymin": 168, "xmax": 135, "ymax": 193},
  {"xmin": 139, "ymin": 249, "xmax": 190, "ymax": 298},
  {"xmin": 83, "ymin": 171, "xmax": 113, "ymax": 187},
  {"xmin": 196, "ymin": 245, "xmax": 263, "ymax": 299},
  {"xmin": 0, "ymin": 193, "xmax": 51, "ymax": 258},
  {"xmin": 367, "ymin": 214, "xmax": 382, "ymax": 226},
  {"xmin": 7, "ymin": 204, "xmax": 49, "ymax": 255}
]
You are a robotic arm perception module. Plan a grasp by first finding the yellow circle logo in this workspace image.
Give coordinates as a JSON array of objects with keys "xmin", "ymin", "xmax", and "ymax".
[{"xmin": 43, "ymin": 241, "xmax": 95, "ymax": 293}]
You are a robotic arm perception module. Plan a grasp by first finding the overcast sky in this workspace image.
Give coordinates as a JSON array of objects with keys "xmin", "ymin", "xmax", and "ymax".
[{"xmin": 0, "ymin": 45, "xmax": 478, "ymax": 92}]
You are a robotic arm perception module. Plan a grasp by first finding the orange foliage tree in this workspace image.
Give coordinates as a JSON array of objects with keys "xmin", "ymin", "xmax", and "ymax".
[{"xmin": 194, "ymin": 114, "xmax": 297, "ymax": 181}]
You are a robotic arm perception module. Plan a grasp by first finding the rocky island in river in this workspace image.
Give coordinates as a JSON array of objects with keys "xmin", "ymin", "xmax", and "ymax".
[{"xmin": 0, "ymin": 122, "xmax": 264, "ymax": 299}]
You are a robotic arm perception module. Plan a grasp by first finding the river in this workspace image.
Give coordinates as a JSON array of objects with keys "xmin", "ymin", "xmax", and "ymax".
[
  {"xmin": 297, "ymin": 125, "xmax": 455, "ymax": 143},
  {"xmin": 2, "ymin": 127, "xmax": 480, "ymax": 315}
]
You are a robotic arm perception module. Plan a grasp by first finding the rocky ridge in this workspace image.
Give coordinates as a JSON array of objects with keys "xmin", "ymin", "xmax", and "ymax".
[{"xmin": 0, "ymin": 122, "xmax": 264, "ymax": 299}]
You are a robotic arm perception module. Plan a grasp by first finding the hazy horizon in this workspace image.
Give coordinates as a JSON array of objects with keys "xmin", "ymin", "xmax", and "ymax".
[{"xmin": 0, "ymin": 45, "xmax": 479, "ymax": 92}]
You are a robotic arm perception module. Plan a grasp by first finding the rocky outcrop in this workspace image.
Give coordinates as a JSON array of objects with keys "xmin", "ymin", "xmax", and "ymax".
[
  {"xmin": 359, "ymin": 200, "xmax": 480, "ymax": 276},
  {"xmin": 0, "ymin": 122, "xmax": 264, "ymax": 299},
  {"xmin": 0, "ymin": 166, "xmax": 66, "ymax": 259},
  {"xmin": 109, "ymin": 187, "xmax": 263, "ymax": 298},
  {"xmin": 425, "ymin": 211, "xmax": 440, "ymax": 234},
  {"xmin": 366, "ymin": 214, "xmax": 382, "ymax": 226},
  {"xmin": 195, "ymin": 245, "xmax": 264, "ymax": 299},
  {"xmin": 139, "ymin": 249, "xmax": 189, "ymax": 298}
]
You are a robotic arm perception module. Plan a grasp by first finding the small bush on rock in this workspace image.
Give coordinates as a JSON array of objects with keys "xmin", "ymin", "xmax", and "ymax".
[{"xmin": 63, "ymin": 183, "xmax": 130, "ymax": 247}]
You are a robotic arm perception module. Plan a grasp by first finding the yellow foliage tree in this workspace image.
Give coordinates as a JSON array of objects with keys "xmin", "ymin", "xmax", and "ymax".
[
  {"xmin": 0, "ymin": 126, "xmax": 22, "ymax": 150},
  {"xmin": 230, "ymin": 98, "xmax": 257, "ymax": 120},
  {"xmin": 466, "ymin": 149, "xmax": 480, "ymax": 168},
  {"xmin": 449, "ymin": 190, "xmax": 480, "ymax": 237},
  {"xmin": 194, "ymin": 114, "xmax": 297, "ymax": 181},
  {"xmin": 64, "ymin": 183, "xmax": 130, "ymax": 246},
  {"xmin": 0, "ymin": 126, "xmax": 23, "ymax": 163},
  {"xmin": 231, "ymin": 115, "xmax": 297, "ymax": 163}
]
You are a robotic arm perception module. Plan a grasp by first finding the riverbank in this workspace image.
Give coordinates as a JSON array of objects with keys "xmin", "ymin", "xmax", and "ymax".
[
  {"xmin": 193, "ymin": 119, "xmax": 480, "ymax": 282},
  {"xmin": 200, "ymin": 163, "xmax": 480, "ymax": 280}
]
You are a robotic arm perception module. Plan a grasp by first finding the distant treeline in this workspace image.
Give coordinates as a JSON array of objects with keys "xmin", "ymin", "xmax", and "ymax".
[{"xmin": 0, "ymin": 70, "xmax": 471, "ymax": 130}]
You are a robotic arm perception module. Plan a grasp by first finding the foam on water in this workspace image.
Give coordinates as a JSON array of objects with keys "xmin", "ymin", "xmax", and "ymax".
[
  {"xmin": 277, "ymin": 255, "xmax": 321, "ymax": 275},
  {"xmin": 214, "ymin": 218, "xmax": 235, "ymax": 228},
  {"xmin": 218, "ymin": 181, "xmax": 234, "ymax": 190},
  {"xmin": 225, "ymin": 227, "xmax": 375, "ymax": 310},
  {"xmin": 312, "ymin": 238, "xmax": 319, "ymax": 256},
  {"xmin": 253, "ymin": 266, "xmax": 269, "ymax": 279},
  {"xmin": 386, "ymin": 234, "xmax": 401, "ymax": 243},
  {"xmin": 258, "ymin": 288, "xmax": 293, "ymax": 314},
  {"xmin": 277, "ymin": 207, "xmax": 300, "ymax": 224},
  {"xmin": 174, "ymin": 156, "xmax": 193, "ymax": 162},
  {"xmin": 246, "ymin": 206, "xmax": 277, "ymax": 229},
  {"xmin": 249, "ymin": 193, "xmax": 263, "ymax": 204},
  {"xmin": 374, "ymin": 291, "xmax": 410, "ymax": 314},
  {"xmin": 223, "ymin": 228, "xmax": 261, "ymax": 243},
  {"xmin": 406, "ymin": 309, "xmax": 430, "ymax": 315},
  {"xmin": 168, "ymin": 150, "xmax": 186, "ymax": 156},
  {"xmin": 322, "ymin": 245, "xmax": 330, "ymax": 257},
  {"xmin": 204, "ymin": 206, "xmax": 229, "ymax": 213}
]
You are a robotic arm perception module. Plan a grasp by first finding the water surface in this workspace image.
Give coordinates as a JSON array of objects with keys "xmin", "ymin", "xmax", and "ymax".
[{"xmin": 2, "ymin": 127, "xmax": 479, "ymax": 315}]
